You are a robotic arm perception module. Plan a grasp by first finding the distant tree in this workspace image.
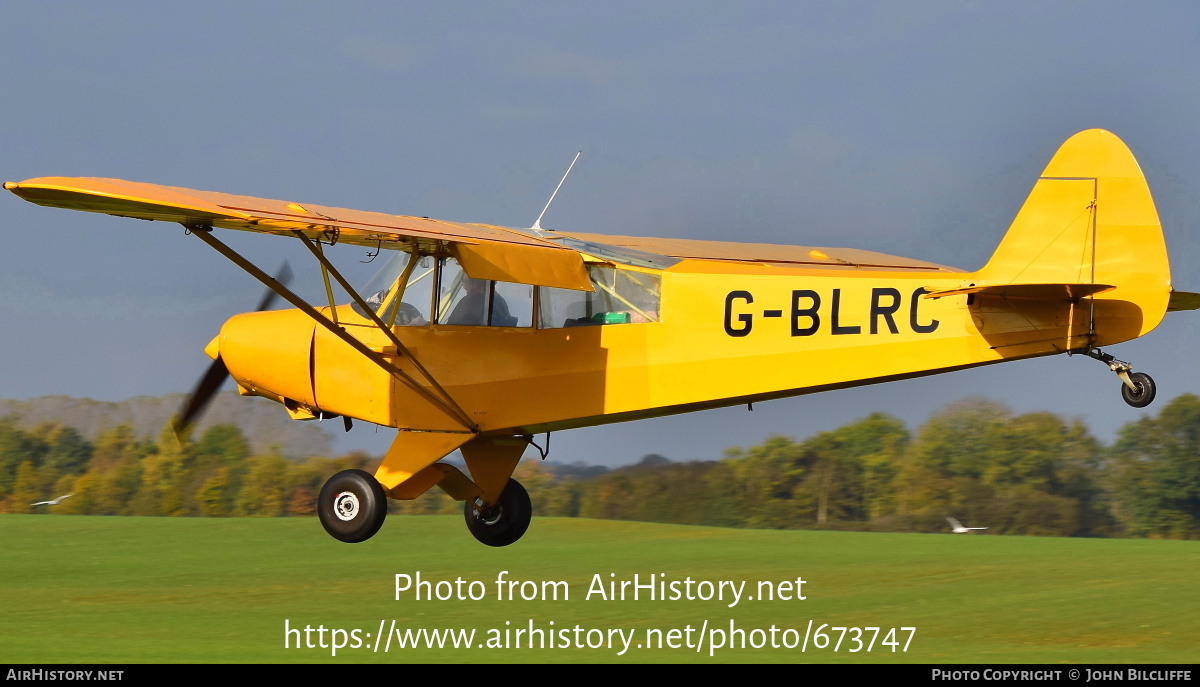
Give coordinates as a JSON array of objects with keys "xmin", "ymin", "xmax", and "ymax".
[
  {"xmin": 235, "ymin": 454, "xmax": 290, "ymax": 517},
  {"xmin": 193, "ymin": 424, "xmax": 251, "ymax": 468},
  {"xmin": 49, "ymin": 472, "xmax": 74, "ymax": 502},
  {"xmin": 907, "ymin": 398, "xmax": 1010, "ymax": 481},
  {"xmin": 724, "ymin": 436, "xmax": 804, "ymax": 529},
  {"xmin": 635, "ymin": 454, "xmax": 670, "ymax": 467},
  {"xmin": 578, "ymin": 469, "xmax": 638, "ymax": 521},
  {"xmin": 986, "ymin": 484, "xmax": 1081, "ymax": 536},
  {"xmin": 1109, "ymin": 394, "xmax": 1200, "ymax": 539},
  {"xmin": 286, "ymin": 484, "xmax": 316, "ymax": 516},
  {"xmin": 131, "ymin": 425, "xmax": 192, "ymax": 516},
  {"xmin": 0, "ymin": 418, "xmax": 49, "ymax": 498},
  {"xmin": 58, "ymin": 472, "xmax": 95, "ymax": 515},
  {"xmin": 86, "ymin": 424, "xmax": 147, "ymax": 515},
  {"xmin": 574, "ymin": 458, "xmax": 738, "ymax": 527},
  {"xmin": 39, "ymin": 425, "xmax": 92, "ymax": 475},
  {"xmin": 7, "ymin": 461, "xmax": 40, "ymax": 514},
  {"xmin": 805, "ymin": 412, "xmax": 909, "ymax": 524},
  {"xmin": 514, "ymin": 460, "xmax": 560, "ymax": 514},
  {"xmin": 196, "ymin": 468, "xmax": 231, "ymax": 517},
  {"xmin": 545, "ymin": 462, "xmax": 610, "ymax": 480},
  {"xmin": 516, "ymin": 460, "xmax": 583, "ymax": 517},
  {"xmin": 390, "ymin": 487, "xmax": 457, "ymax": 515}
]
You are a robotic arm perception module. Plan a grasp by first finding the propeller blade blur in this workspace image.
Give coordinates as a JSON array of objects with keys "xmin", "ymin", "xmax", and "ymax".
[{"xmin": 173, "ymin": 261, "xmax": 293, "ymax": 439}]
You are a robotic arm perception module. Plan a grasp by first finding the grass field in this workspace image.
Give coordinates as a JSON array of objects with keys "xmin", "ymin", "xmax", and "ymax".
[{"xmin": 2, "ymin": 514, "xmax": 1197, "ymax": 664}]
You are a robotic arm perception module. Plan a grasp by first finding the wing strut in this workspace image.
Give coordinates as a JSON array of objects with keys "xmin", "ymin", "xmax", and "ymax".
[
  {"xmin": 185, "ymin": 223, "xmax": 477, "ymax": 432},
  {"xmin": 292, "ymin": 231, "xmax": 474, "ymax": 428}
]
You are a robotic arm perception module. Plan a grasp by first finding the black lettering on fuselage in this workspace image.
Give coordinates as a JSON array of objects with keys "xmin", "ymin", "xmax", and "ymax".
[
  {"xmin": 791, "ymin": 290, "xmax": 820, "ymax": 336},
  {"xmin": 724, "ymin": 286, "xmax": 940, "ymax": 337},
  {"xmin": 910, "ymin": 287, "xmax": 940, "ymax": 333},
  {"xmin": 724, "ymin": 290, "xmax": 754, "ymax": 337},
  {"xmin": 870, "ymin": 287, "xmax": 902, "ymax": 334},
  {"xmin": 830, "ymin": 289, "xmax": 861, "ymax": 335}
]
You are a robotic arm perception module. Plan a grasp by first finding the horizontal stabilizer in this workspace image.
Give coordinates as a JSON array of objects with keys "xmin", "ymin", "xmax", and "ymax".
[
  {"xmin": 1167, "ymin": 291, "xmax": 1200, "ymax": 312},
  {"xmin": 923, "ymin": 283, "xmax": 1115, "ymax": 301}
]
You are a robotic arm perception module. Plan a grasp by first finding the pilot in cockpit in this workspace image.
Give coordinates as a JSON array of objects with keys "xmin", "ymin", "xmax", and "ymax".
[
  {"xmin": 362, "ymin": 289, "xmax": 427, "ymax": 326},
  {"xmin": 447, "ymin": 278, "xmax": 513, "ymax": 326}
]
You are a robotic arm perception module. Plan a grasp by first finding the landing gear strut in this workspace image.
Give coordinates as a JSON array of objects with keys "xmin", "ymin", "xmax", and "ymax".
[{"xmin": 1084, "ymin": 348, "xmax": 1156, "ymax": 408}]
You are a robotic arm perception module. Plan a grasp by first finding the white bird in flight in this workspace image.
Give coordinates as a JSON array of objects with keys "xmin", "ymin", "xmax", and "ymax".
[
  {"xmin": 31, "ymin": 493, "xmax": 74, "ymax": 506},
  {"xmin": 946, "ymin": 516, "xmax": 987, "ymax": 533}
]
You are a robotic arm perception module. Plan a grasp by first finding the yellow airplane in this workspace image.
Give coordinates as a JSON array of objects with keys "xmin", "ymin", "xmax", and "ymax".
[{"xmin": 6, "ymin": 129, "xmax": 1196, "ymax": 546}]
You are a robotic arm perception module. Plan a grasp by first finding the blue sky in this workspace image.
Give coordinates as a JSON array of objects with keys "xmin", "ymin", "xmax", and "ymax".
[{"xmin": 3, "ymin": 2, "xmax": 1200, "ymax": 464}]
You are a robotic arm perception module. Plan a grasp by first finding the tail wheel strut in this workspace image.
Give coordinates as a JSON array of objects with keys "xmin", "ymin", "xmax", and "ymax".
[{"xmin": 1083, "ymin": 348, "xmax": 1156, "ymax": 408}]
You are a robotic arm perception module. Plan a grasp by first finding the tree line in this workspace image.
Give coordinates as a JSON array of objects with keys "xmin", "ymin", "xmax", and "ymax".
[
  {"xmin": 3, "ymin": 395, "xmax": 1199, "ymax": 539},
  {"xmin": 0, "ymin": 421, "xmax": 368, "ymax": 518}
]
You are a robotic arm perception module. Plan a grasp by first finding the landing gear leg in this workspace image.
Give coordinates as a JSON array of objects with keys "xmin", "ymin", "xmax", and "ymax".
[{"xmin": 1084, "ymin": 348, "xmax": 1156, "ymax": 408}]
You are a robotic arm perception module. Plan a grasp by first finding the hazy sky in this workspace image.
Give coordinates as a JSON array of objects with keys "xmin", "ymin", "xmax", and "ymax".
[{"xmin": 3, "ymin": 2, "xmax": 1200, "ymax": 465}]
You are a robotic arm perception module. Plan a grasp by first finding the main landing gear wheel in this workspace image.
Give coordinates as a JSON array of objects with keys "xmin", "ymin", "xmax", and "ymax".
[
  {"xmin": 318, "ymin": 469, "xmax": 388, "ymax": 543},
  {"xmin": 464, "ymin": 478, "xmax": 531, "ymax": 547},
  {"xmin": 1120, "ymin": 372, "xmax": 1156, "ymax": 409}
]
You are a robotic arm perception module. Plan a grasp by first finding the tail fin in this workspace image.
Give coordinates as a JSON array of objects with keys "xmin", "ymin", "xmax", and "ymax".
[{"xmin": 978, "ymin": 129, "xmax": 1171, "ymax": 342}]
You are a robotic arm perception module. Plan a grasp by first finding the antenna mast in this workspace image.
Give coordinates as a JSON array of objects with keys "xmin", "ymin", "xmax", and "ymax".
[{"xmin": 531, "ymin": 151, "xmax": 581, "ymax": 232}]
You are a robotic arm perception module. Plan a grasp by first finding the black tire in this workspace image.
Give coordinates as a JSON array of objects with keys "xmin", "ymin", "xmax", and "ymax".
[
  {"xmin": 317, "ymin": 469, "xmax": 388, "ymax": 543},
  {"xmin": 1121, "ymin": 372, "xmax": 1156, "ymax": 409},
  {"xmin": 464, "ymin": 478, "xmax": 531, "ymax": 547}
]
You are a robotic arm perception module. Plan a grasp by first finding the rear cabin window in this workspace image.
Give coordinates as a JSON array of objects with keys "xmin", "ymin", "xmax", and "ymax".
[{"xmin": 538, "ymin": 265, "xmax": 661, "ymax": 328}]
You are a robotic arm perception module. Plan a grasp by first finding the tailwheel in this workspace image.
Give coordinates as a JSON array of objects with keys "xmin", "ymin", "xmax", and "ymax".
[
  {"xmin": 1120, "ymin": 371, "xmax": 1156, "ymax": 408},
  {"xmin": 318, "ymin": 469, "xmax": 388, "ymax": 543},
  {"xmin": 1084, "ymin": 348, "xmax": 1157, "ymax": 409},
  {"xmin": 464, "ymin": 479, "xmax": 531, "ymax": 547}
]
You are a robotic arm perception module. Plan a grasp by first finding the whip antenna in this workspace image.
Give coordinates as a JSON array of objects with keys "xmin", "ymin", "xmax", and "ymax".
[{"xmin": 531, "ymin": 151, "xmax": 581, "ymax": 232}]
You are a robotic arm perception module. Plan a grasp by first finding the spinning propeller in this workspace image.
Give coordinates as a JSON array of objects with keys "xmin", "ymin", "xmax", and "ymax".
[{"xmin": 173, "ymin": 262, "xmax": 293, "ymax": 439}]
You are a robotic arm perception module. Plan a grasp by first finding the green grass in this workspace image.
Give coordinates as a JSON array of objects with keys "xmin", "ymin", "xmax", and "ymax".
[{"xmin": 1, "ymin": 515, "xmax": 1197, "ymax": 663}]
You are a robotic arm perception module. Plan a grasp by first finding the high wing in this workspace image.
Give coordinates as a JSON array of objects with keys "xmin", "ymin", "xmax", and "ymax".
[
  {"xmin": 4, "ymin": 176, "xmax": 592, "ymax": 291},
  {"xmin": 563, "ymin": 233, "xmax": 960, "ymax": 271},
  {"xmin": 5, "ymin": 176, "xmax": 964, "ymax": 282}
]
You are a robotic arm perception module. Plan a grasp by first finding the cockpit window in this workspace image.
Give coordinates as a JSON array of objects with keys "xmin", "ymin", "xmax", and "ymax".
[
  {"xmin": 434, "ymin": 257, "xmax": 533, "ymax": 327},
  {"xmin": 538, "ymin": 265, "xmax": 661, "ymax": 328},
  {"xmin": 352, "ymin": 251, "xmax": 435, "ymax": 326},
  {"xmin": 353, "ymin": 252, "xmax": 654, "ymax": 330}
]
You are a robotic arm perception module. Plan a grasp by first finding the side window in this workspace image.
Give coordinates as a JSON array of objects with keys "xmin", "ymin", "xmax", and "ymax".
[
  {"xmin": 435, "ymin": 257, "xmax": 532, "ymax": 327},
  {"xmin": 538, "ymin": 283, "xmax": 591, "ymax": 328},
  {"xmin": 492, "ymin": 281, "xmax": 534, "ymax": 327},
  {"xmin": 437, "ymin": 258, "xmax": 483, "ymax": 325},
  {"xmin": 538, "ymin": 266, "xmax": 661, "ymax": 328}
]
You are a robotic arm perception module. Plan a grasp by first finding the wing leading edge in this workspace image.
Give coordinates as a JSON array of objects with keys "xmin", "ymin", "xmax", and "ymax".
[{"xmin": 4, "ymin": 176, "xmax": 592, "ymax": 291}]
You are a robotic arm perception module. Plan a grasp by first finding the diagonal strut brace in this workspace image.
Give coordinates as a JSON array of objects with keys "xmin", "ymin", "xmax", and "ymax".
[
  {"xmin": 185, "ymin": 223, "xmax": 477, "ymax": 431},
  {"xmin": 292, "ymin": 231, "xmax": 473, "ymax": 427}
]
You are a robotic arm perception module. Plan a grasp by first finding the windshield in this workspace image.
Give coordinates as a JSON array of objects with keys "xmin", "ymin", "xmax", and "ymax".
[{"xmin": 351, "ymin": 251, "xmax": 436, "ymax": 326}]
